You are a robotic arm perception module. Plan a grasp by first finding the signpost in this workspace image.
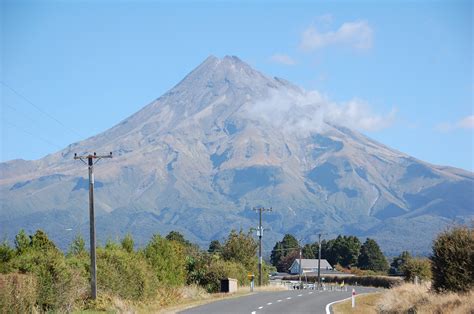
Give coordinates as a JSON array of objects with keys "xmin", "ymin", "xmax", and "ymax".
[
  {"xmin": 352, "ymin": 288, "xmax": 356, "ymax": 308},
  {"xmin": 248, "ymin": 273, "xmax": 255, "ymax": 292}
]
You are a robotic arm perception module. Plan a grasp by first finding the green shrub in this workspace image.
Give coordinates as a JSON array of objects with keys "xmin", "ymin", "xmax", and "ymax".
[
  {"xmin": 402, "ymin": 258, "xmax": 432, "ymax": 283},
  {"xmin": 10, "ymin": 248, "xmax": 87, "ymax": 311},
  {"xmin": 97, "ymin": 246, "xmax": 158, "ymax": 301},
  {"xmin": 0, "ymin": 273, "xmax": 37, "ymax": 313},
  {"xmin": 199, "ymin": 257, "xmax": 248, "ymax": 292},
  {"xmin": 143, "ymin": 234, "xmax": 186, "ymax": 286},
  {"xmin": 0, "ymin": 240, "xmax": 15, "ymax": 273},
  {"xmin": 431, "ymin": 225, "xmax": 474, "ymax": 293}
]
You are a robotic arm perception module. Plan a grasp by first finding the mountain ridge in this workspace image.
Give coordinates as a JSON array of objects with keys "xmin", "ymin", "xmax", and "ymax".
[{"xmin": 1, "ymin": 55, "xmax": 472, "ymax": 254}]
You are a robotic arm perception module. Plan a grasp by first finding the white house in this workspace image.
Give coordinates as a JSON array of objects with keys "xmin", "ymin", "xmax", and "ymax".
[{"xmin": 289, "ymin": 259, "xmax": 333, "ymax": 274}]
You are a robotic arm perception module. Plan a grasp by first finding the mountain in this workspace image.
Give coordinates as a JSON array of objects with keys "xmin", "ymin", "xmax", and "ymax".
[{"xmin": 1, "ymin": 55, "xmax": 473, "ymax": 255}]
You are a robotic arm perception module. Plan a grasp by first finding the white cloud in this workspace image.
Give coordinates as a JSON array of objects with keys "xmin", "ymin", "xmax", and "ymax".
[
  {"xmin": 436, "ymin": 115, "xmax": 474, "ymax": 132},
  {"xmin": 245, "ymin": 89, "xmax": 396, "ymax": 135},
  {"xmin": 269, "ymin": 54, "xmax": 296, "ymax": 66},
  {"xmin": 300, "ymin": 20, "xmax": 374, "ymax": 51}
]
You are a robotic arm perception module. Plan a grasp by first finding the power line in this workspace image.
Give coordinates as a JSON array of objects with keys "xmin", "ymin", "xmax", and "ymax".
[
  {"xmin": 3, "ymin": 120, "xmax": 63, "ymax": 150},
  {"xmin": 1, "ymin": 81, "xmax": 83, "ymax": 138}
]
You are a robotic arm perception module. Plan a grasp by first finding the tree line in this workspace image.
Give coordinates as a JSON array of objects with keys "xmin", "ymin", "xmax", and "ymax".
[{"xmin": 270, "ymin": 234, "xmax": 388, "ymax": 273}]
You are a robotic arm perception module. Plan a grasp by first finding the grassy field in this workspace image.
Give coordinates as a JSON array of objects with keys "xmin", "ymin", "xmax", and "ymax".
[
  {"xmin": 333, "ymin": 283, "xmax": 474, "ymax": 314},
  {"xmin": 332, "ymin": 292, "xmax": 382, "ymax": 314}
]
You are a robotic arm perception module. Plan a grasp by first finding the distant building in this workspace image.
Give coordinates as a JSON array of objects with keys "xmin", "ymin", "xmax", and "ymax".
[{"xmin": 289, "ymin": 259, "xmax": 333, "ymax": 274}]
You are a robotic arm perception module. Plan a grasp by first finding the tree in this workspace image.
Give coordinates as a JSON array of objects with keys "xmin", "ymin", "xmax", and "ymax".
[
  {"xmin": 166, "ymin": 231, "xmax": 190, "ymax": 245},
  {"xmin": 14, "ymin": 229, "xmax": 30, "ymax": 254},
  {"xmin": 322, "ymin": 235, "xmax": 361, "ymax": 268},
  {"xmin": 431, "ymin": 225, "xmax": 474, "ymax": 293},
  {"xmin": 277, "ymin": 250, "xmax": 299, "ymax": 273},
  {"xmin": 30, "ymin": 230, "xmax": 58, "ymax": 252},
  {"xmin": 143, "ymin": 234, "xmax": 186, "ymax": 286},
  {"xmin": 0, "ymin": 240, "xmax": 14, "ymax": 273},
  {"xmin": 221, "ymin": 229, "xmax": 257, "ymax": 270},
  {"xmin": 270, "ymin": 234, "xmax": 299, "ymax": 271},
  {"xmin": 208, "ymin": 240, "xmax": 222, "ymax": 254},
  {"xmin": 390, "ymin": 251, "xmax": 411, "ymax": 275},
  {"xmin": 302, "ymin": 243, "xmax": 316, "ymax": 259},
  {"xmin": 67, "ymin": 234, "xmax": 87, "ymax": 256},
  {"xmin": 358, "ymin": 238, "xmax": 388, "ymax": 272},
  {"xmin": 121, "ymin": 233, "xmax": 134, "ymax": 253},
  {"xmin": 402, "ymin": 258, "xmax": 432, "ymax": 283}
]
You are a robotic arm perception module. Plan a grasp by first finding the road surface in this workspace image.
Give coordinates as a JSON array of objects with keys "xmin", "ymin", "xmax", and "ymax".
[{"xmin": 180, "ymin": 286, "xmax": 379, "ymax": 314}]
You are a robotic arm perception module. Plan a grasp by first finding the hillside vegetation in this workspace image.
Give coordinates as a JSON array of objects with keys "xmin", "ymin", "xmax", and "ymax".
[{"xmin": 0, "ymin": 229, "xmax": 269, "ymax": 312}]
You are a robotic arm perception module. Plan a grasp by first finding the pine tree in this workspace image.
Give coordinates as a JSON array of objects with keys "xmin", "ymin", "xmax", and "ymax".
[{"xmin": 358, "ymin": 238, "xmax": 388, "ymax": 272}]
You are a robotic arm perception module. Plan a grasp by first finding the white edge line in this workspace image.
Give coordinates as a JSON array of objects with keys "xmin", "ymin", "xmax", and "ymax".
[{"xmin": 325, "ymin": 293, "xmax": 369, "ymax": 314}]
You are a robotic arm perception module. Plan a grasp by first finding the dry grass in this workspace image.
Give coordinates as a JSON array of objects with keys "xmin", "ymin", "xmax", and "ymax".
[
  {"xmin": 377, "ymin": 283, "xmax": 474, "ymax": 314},
  {"xmin": 333, "ymin": 292, "xmax": 382, "ymax": 314}
]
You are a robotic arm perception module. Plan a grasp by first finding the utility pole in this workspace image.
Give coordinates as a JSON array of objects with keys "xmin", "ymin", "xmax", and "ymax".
[
  {"xmin": 74, "ymin": 152, "xmax": 112, "ymax": 300},
  {"xmin": 253, "ymin": 207, "xmax": 272, "ymax": 286},
  {"xmin": 299, "ymin": 245, "xmax": 303, "ymax": 289},
  {"xmin": 317, "ymin": 233, "xmax": 322, "ymax": 288}
]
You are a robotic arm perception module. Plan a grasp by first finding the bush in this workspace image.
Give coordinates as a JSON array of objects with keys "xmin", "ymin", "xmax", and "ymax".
[
  {"xmin": 431, "ymin": 225, "xmax": 474, "ymax": 293},
  {"xmin": 10, "ymin": 248, "xmax": 87, "ymax": 311},
  {"xmin": 97, "ymin": 246, "xmax": 158, "ymax": 301},
  {"xmin": 0, "ymin": 273, "xmax": 37, "ymax": 313},
  {"xmin": 143, "ymin": 234, "xmax": 186, "ymax": 286},
  {"xmin": 402, "ymin": 258, "xmax": 432, "ymax": 283},
  {"xmin": 199, "ymin": 257, "xmax": 248, "ymax": 292}
]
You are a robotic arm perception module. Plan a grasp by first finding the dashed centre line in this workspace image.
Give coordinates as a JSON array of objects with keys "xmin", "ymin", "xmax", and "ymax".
[
  {"xmin": 298, "ymin": 294, "xmax": 303, "ymax": 297},
  {"xmin": 267, "ymin": 302, "xmax": 272, "ymax": 305},
  {"xmin": 258, "ymin": 306, "xmax": 263, "ymax": 309},
  {"xmin": 277, "ymin": 299, "xmax": 282, "ymax": 302},
  {"xmin": 287, "ymin": 297, "xmax": 292, "ymax": 299}
]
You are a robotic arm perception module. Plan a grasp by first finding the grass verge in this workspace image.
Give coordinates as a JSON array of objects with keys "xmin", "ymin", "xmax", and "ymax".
[{"xmin": 332, "ymin": 293, "xmax": 381, "ymax": 314}]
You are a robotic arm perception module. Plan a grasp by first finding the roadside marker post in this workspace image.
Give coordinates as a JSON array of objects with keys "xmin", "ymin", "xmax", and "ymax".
[
  {"xmin": 248, "ymin": 272, "xmax": 255, "ymax": 292},
  {"xmin": 352, "ymin": 288, "xmax": 356, "ymax": 308}
]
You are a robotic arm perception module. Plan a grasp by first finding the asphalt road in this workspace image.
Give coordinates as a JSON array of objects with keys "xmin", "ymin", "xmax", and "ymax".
[{"xmin": 180, "ymin": 286, "xmax": 379, "ymax": 314}]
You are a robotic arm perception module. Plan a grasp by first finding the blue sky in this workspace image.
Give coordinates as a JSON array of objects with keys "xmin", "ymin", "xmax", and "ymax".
[{"xmin": 1, "ymin": 0, "xmax": 473, "ymax": 170}]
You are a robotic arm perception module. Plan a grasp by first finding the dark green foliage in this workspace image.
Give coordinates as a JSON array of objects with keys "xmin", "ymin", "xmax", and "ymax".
[
  {"xmin": 270, "ymin": 234, "xmax": 299, "ymax": 271},
  {"xmin": 121, "ymin": 233, "xmax": 135, "ymax": 253},
  {"xmin": 208, "ymin": 240, "xmax": 222, "ymax": 254},
  {"xmin": 221, "ymin": 229, "xmax": 257, "ymax": 270},
  {"xmin": 431, "ymin": 225, "xmax": 474, "ymax": 293},
  {"xmin": 302, "ymin": 243, "xmax": 316, "ymax": 259},
  {"xmin": 143, "ymin": 234, "xmax": 186, "ymax": 286},
  {"xmin": 358, "ymin": 238, "xmax": 389, "ymax": 272},
  {"xmin": 166, "ymin": 231, "xmax": 190, "ymax": 245},
  {"xmin": 96, "ymin": 246, "xmax": 157, "ymax": 300},
  {"xmin": 278, "ymin": 249, "xmax": 299, "ymax": 273},
  {"xmin": 0, "ymin": 240, "xmax": 15, "ymax": 273},
  {"xmin": 390, "ymin": 250, "xmax": 411, "ymax": 275},
  {"xmin": 402, "ymin": 258, "xmax": 432, "ymax": 282},
  {"xmin": 198, "ymin": 257, "xmax": 249, "ymax": 292},
  {"xmin": 323, "ymin": 235, "xmax": 361, "ymax": 268},
  {"xmin": 0, "ymin": 273, "xmax": 37, "ymax": 313}
]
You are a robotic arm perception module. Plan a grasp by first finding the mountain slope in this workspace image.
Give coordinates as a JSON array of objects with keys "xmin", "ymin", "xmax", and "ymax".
[{"xmin": 1, "ymin": 55, "xmax": 473, "ymax": 254}]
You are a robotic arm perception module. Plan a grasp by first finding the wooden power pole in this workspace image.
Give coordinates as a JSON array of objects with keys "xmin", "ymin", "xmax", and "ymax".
[
  {"xmin": 253, "ymin": 207, "xmax": 272, "ymax": 286},
  {"xmin": 74, "ymin": 152, "xmax": 112, "ymax": 300}
]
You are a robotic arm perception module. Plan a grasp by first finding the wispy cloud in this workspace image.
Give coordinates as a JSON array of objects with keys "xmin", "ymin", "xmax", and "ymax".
[
  {"xmin": 436, "ymin": 115, "xmax": 474, "ymax": 132},
  {"xmin": 300, "ymin": 20, "xmax": 374, "ymax": 51},
  {"xmin": 245, "ymin": 89, "xmax": 395, "ymax": 135},
  {"xmin": 269, "ymin": 54, "xmax": 296, "ymax": 66}
]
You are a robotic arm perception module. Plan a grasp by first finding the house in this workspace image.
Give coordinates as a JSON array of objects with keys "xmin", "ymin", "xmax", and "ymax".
[{"xmin": 289, "ymin": 259, "xmax": 333, "ymax": 274}]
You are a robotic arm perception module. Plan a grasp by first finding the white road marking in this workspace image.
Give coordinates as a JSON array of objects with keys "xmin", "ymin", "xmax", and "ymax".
[
  {"xmin": 277, "ymin": 299, "xmax": 282, "ymax": 302},
  {"xmin": 251, "ymin": 312, "xmax": 256, "ymax": 314},
  {"xmin": 286, "ymin": 297, "xmax": 292, "ymax": 300},
  {"xmin": 298, "ymin": 294, "xmax": 303, "ymax": 297},
  {"xmin": 325, "ymin": 293, "xmax": 369, "ymax": 314},
  {"xmin": 258, "ymin": 306, "xmax": 263, "ymax": 309},
  {"xmin": 309, "ymin": 292, "xmax": 313, "ymax": 295},
  {"xmin": 267, "ymin": 302, "xmax": 272, "ymax": 305}
]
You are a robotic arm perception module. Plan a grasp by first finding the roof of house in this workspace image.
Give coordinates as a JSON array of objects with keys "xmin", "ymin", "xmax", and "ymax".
[{"xmin": 291, "ymin": 259, "xmax": 332, "ymax": 269}]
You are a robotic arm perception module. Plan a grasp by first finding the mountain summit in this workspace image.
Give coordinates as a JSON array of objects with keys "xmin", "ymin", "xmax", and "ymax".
[{"xmin": 1, "ymin": 56, "xmax": 473, "ymax": 254}]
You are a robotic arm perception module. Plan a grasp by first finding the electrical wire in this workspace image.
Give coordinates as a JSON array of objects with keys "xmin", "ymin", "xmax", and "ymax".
[{"xmin": 1, "ymin": 81, "xmax": 83, "ymax": 138}]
